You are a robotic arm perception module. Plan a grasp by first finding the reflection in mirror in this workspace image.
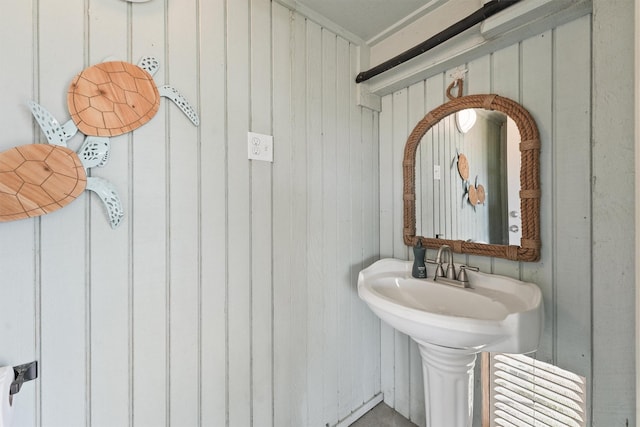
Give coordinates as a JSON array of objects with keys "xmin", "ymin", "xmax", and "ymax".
[
  {"xmin": 416, "ymin": 110, "xmax": 521, "ymax": 245},
  {"xmin": 403, "ymin": 91, "xmax": 541, "ymax": 262}
]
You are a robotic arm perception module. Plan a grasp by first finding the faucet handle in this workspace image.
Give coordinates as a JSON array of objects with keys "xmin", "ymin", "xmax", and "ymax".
[
  {"xmin": 457, "ymin": 265, "xmax": 479, "ymax": 283},
  {"xmin": 445, "ymin": 263, "xmax": 457, "ymax": 280}
]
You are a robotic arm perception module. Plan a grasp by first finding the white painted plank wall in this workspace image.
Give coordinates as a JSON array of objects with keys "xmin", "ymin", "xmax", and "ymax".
[
  {"xmin": 378, "ymin": 16, "xmax": 592, "ymax": 427},
  {"xmin": 0, "ymin": 1, "xmax": 381, "ymax": 427}
]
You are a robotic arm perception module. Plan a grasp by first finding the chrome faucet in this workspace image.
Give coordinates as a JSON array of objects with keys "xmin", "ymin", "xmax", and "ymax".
[
  {"xmin": 432, "ymin": 244, "xmax": 479, "ymax": 288},
  {"xmin": 434, "ymin": 244, "xmax": 456, "ymax": 280}
]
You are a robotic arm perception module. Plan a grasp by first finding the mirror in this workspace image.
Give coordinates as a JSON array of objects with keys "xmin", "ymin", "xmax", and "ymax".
[{"xmin": 403, "ymin": 91, "xmax": 541, "ymax": 261}]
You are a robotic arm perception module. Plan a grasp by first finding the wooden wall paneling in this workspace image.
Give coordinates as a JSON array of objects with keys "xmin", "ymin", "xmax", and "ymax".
[
  {"xmin": 166, "ymin": 0, "xmax": 201, "ymax": 425},
  {"xmin": 552, "ymin": 14, "xmax": 592, "ymax": 387},
  {"xmin": 423, "ymin": 73, "xmax": 445, "ymax": 262},
  {"xmin": 305, "ymin": 19, "xmax": 325, "ymax": 427},
  {"xmin": 321, "ymin": 28, "xmax": 339, "ymax": 424},
  {"xmin": 290, "ymin": 10, "xmax": 309, "ymax": 426},
  {"xmin": 38, "ymin": 1, "xmax": 88, "ymax": 425},
  {"xmin": 592, "ymin": 1, "xmax": 635, "ymax": 423},
  {"xmin": 378, "ymin": 94, "xmax": 395, "ymax": 408},
  {"xmin": 86, "ymin": 1, "xmax": 131, "ymax": 426},
  {"xmin": 391, "ymin": 89, "xmax": 411, "ymax": 419},
  {"xmin": 348, "ymin": 43, "xmax": 366, "ymax": 413},
  {"xmin": 378, "ymin": 95, "xmax": 394, "ymax": 259},
  {"xmin": 362, "ymin": 107, "xmax": 382, "ymax": 407},
  {"xmin": 130, "ymin": 1, "xmax": 169, "ymax": 424},
  {"xmin": 370, "ymin": 111, "xmax": 382, "ymax": 396},
  {"xmin": 411, "ymin": 81, "xmax": 424, "ymax": 246},
  {"xmin": 465, "ymin": 58, "xmax": 494, "ymax": 427},
  {"xmin": 0, "ymin": 1, "xmax": 37, "ymax": 425},
  {"xmin": 519, "ymin": 31, "xmax": 554, "ymax": 364},
  {"xmin": 336, "ymin": 35, "xmax": 353, "ymax": 422},
  {"xmin": 272, "ymin": 3, "xmax": 293, "ymax": 426},
  {"xmin": 226, "ymin": 0, "xmax": 252, "ymax": 423},
  {"xmin": 198, "ymin": 0, "xmax": 228, "ymax": 424},
  {"xmin": 489, "ymin": 44, "xmax": 522, "ymax": 278},
  {"xmin": 407, "ymin": 82, "xmax": 426, "ymax": 427},
  {"xmin": 250, "ymin": 0, "xmax": 274, "ymax": 425}
]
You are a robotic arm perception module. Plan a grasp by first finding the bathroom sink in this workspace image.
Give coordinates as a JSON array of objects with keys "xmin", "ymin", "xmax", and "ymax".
[{"xmin": 357, "ymin": 258, "xmax": 543, "ymax": 353}]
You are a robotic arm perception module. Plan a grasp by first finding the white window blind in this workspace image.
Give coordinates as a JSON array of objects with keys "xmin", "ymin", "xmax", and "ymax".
[{"xmin": 488, "ymin": 353, "xmax": 587, "ymax": 427}]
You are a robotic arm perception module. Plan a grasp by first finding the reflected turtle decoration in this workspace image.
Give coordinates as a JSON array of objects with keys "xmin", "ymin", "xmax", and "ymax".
[
  {"xmin": 0, "ymin": 137, "xmax": 123, "ymax": 228},
  {"xmin": 29, "ymin": 56, "xmax": 199, "ymax": 166}
]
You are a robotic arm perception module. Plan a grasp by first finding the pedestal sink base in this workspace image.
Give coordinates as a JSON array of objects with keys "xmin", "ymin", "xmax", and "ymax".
[{"xmin": 416, "ymin": 341, "xmax": 478, "ymax": 427}]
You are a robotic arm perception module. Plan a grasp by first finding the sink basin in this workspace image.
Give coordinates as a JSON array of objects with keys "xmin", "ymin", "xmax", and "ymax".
[
  {"xmin": 357, "ymin": 258, "xmax": 543, "ymax": 353},
  {"xmin": 358, "ymin": 257, "xmax": 544, "ymax": 427}
]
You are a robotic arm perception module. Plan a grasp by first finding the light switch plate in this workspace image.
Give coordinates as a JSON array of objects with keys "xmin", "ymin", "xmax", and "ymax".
[
  {"xmin": 434, "ymin": 164, "xmax": 441, "ymax": 180},
  {"xmin": 248, "ymin": 132, "xmax": 274, "ymax": 162}
]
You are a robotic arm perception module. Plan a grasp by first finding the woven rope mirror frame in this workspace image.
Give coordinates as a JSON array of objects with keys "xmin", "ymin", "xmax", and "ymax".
[{"xmin": 403, "ymin": 93, "xmax": 541, "ymax": 262}]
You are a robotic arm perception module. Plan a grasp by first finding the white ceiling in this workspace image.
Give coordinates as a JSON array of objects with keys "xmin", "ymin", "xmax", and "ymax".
[{"xmin": 296, "ymin": 0, "xmax": 436, "ymax": 42}]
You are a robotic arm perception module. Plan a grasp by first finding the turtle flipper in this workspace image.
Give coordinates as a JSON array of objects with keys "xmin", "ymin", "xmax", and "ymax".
[
  {"xmin": 78, "ymin": 136, "xmax": 111, "ymax": 168},
  {"xmin": 29, "ymin": 101, "xmax": 76, "ymax": 146},
  {"xmin": 158, "ymin": 85, "xmax": 200, "ymax": 126},
  {"xmin": 86, "ymin": 177, "xmax": 124, "ymax": 229},
  {"xmin": 138, "ymin": 56, "xmax": 160, "ymax": 76}
]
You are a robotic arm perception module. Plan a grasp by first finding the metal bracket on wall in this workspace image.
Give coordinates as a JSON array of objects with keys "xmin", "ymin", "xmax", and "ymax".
[{"xmin": 10, "ymin": 361, "xmax": 38, "ymax": 396}]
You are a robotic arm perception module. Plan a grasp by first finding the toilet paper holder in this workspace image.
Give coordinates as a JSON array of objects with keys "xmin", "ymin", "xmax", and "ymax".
[{"xmin": 10, "ymin": 361, "xmax": 37, "ymax": 396}]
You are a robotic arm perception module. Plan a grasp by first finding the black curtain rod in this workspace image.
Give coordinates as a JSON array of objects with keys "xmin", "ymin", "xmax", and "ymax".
[{"xmin": 355, "ymin": 0, "xmax": 521, "ymax": 84}]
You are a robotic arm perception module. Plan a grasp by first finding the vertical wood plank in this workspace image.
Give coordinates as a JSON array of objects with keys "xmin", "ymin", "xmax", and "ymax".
[
  {"xmin": 360, "ymin": 105, "xmax": 381, "ymax": 404},
  {"xmin": 391, "ymin": 89, "xmax": 410, "ymax": 419},
  {"xmin": 305, "ymin": 19, "xmax": 325, "ymax": 427},
  {"xmin": 272, "ymin": 3, "xmax": 293, "ymax": 426},
  {"xmin": 321, "ymin": 28, "xmax": 339, "ymax": 425},
  {"xmin": 592, "ymin": 0, "xmax": 635, "ymax": 423},
  {"xmin": 489, "ymin": 44, "xmax": 522, "ymax": 279},
  {"xmin": 379, "ymin": 94, "xmax": 395, "ymax": 408},
  {"xmin": 0, "ymin": 1, "xmax": 37, "ymax": 426},
  {"xmin": 289, "ymin": 9, "xmax": 309, "ymax": 426},
  {"xmin": 336, "ymin": 35, "xmax": 353, "ymax": 422},
  {"xmin": 131, "ymin": 0, "xmax": 169, "ymax": 424},
  {"xmin": 520, "ymin": 31, "xmax": 554, "ymax": 364},
  {"xmin": 348, "ymin": 42, "xmax": 364, "ymax": 413},
  {"xmin": 199, "ymin": 0, "xmax": 228, "ymax": 424},
  {"xmin": 424, "ymin": 74, "xmax": 445, "ymax": 262},
  {"xmin": 38, "ymin": 1, "xmax": 88, "ymax": 425},
  {"xmin": 553, "ymin": 16, "xmax": 591, "ymax": 380},
  {"xmin": 407, "ymin": 81, "xmax": 426, "ymax": 427},
  {"xmin": 86, "ymin": 1, "xmax": 130, "ymax": 426},
  {"xmin": 166, "ymin": 0, "xmax": 201, "ymax": 425},
  {"xmin": 226, "ymin": 0, "xmax": 252, "ymax": 423},
  {"xmin": 250, "ymin": 1, "xmax": 273, "ymax": 426}
]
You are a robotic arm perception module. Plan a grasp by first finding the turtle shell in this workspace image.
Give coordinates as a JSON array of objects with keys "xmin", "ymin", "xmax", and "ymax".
[
  {"xmin": 457, "ymin": 153, "xmax": 469, "ymax": 181},
  {"xmin": 467, "ymin": 184, "xmax": 478, "ymax": 206},
  {"xmin": 476, "ymin": 184, "xmax": 486, "ymax": 204},
  {"xmin": 67, "ymin": 61, "xmax": 160, "ymax": 137},
  {"xmin": 0, "ymin": 144, "xmax": 86, "ymax": 222}
]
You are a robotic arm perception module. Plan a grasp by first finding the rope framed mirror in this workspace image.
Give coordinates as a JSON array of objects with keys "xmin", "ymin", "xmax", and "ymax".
[{"xmin": 403, "ymin": 81, "xmax": 541, "ymax": 261}]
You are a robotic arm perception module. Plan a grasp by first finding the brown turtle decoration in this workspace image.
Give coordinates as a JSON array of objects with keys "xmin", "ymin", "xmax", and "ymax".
[
  {"xmin": 476, "ymin": 184, "xmax": 486, "ymax": 204},
  {"xmin": 29, "ymin": 56, "xmax": 199, "ymax": 166},
  {"xmin": 0, "ymin": 138, "xmax": 123, "ymax": 228},
  {"xmin": 457, "ymin": 152, "xmax": 469, "ymax": 181}
]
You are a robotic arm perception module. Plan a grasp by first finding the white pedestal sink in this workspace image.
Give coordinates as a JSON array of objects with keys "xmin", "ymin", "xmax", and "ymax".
[{"xmin": 357, "ymin": 258, "xmax": 543, "ymax": 427}]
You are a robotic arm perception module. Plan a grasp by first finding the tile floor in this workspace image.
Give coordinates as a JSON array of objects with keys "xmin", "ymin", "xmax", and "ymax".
[{"xmin": 350, "ymin": 403, "xmax": 419, "ymax": 427}]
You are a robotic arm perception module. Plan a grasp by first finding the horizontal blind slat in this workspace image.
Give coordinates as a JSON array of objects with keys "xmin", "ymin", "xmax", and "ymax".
[{"xmin": 491, "ymin": 354, "xmax": 586, "ymax": 427}]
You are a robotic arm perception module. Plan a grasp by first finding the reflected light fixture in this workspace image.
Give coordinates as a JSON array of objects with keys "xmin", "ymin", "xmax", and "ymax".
[{"xmin": 456, "ymin": 109, "xmax": 477, "ymax": 133}]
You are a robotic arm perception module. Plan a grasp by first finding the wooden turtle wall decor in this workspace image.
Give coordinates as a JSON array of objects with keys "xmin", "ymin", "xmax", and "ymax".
[
  {"xmin": 0, "ymin": 137, "xmax": 123, "ymax": 228},
  {"xmin": 30, "ymin": 56, "xmax": 199, "ymax": 166}
]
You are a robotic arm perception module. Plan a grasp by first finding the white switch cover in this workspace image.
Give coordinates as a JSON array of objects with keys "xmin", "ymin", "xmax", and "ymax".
[
  {"xmin": 248, "ymin": 132, "xmax": 274, "ymax": 162},
  {"xmin": 433, "ymin": 164, "xmax": 441, "ymax": 180}
]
